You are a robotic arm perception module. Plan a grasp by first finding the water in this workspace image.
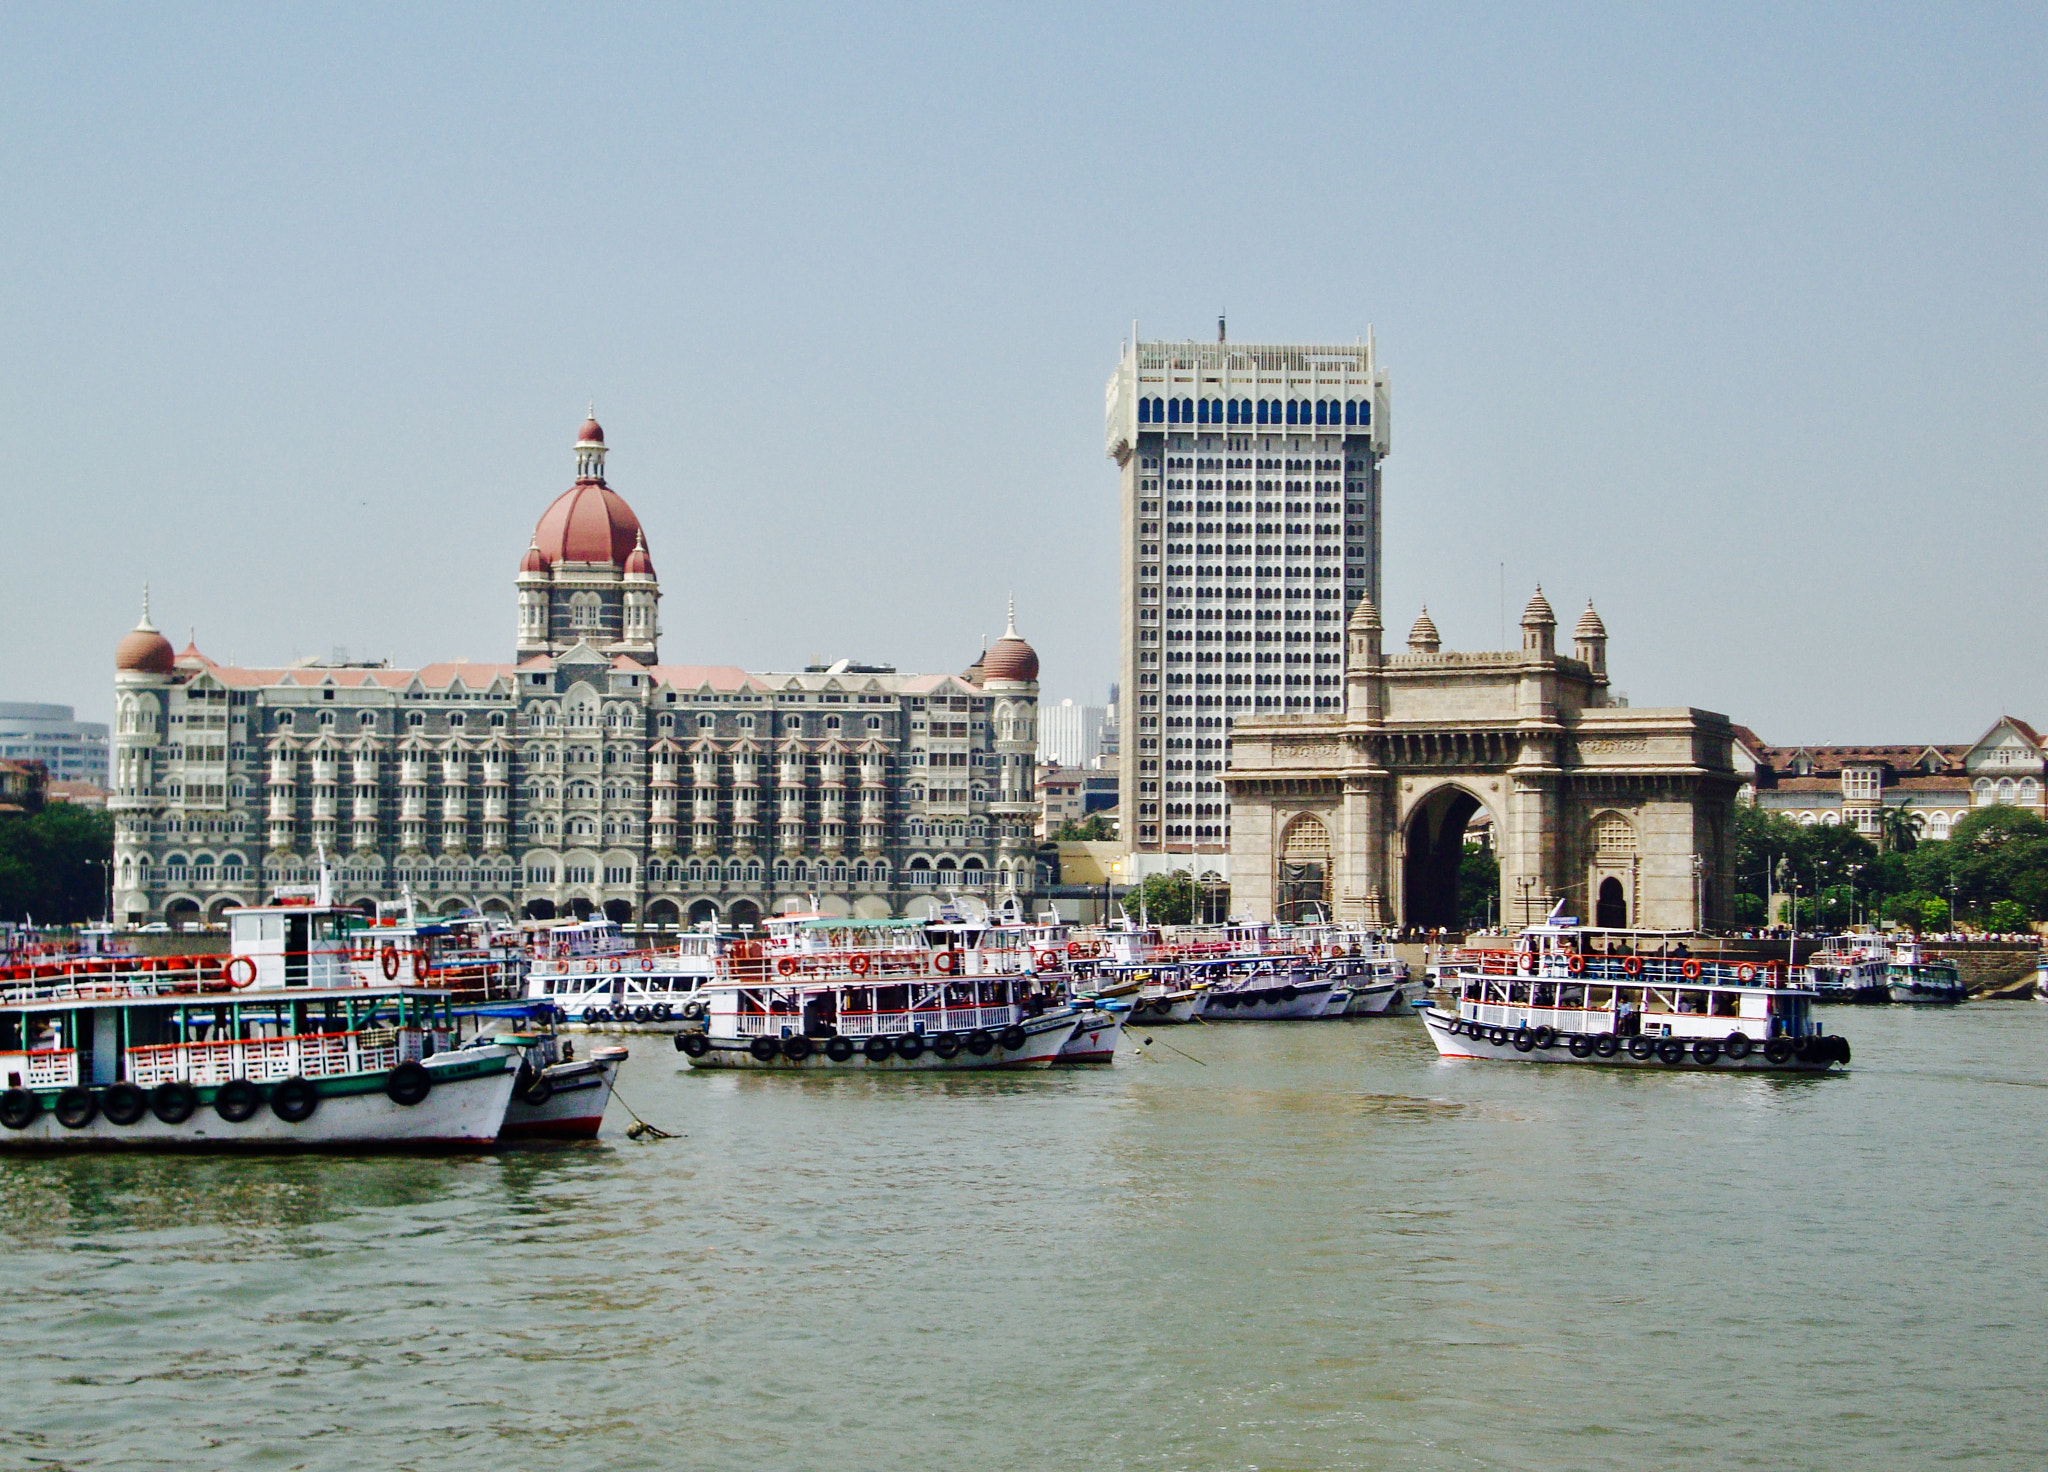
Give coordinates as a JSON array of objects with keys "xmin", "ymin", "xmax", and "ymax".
[{"xmin": 4, "ymin": 1006, "xmax": 2045, "ymax": 1471}]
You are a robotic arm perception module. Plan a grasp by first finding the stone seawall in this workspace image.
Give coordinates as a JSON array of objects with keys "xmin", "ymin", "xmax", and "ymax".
[{"xmin": 1924, "ymin": 943, "xmax": 2040, "ymax": 996}]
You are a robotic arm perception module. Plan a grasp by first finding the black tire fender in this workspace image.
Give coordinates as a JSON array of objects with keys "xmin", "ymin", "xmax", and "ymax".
[
  {"xmin": 894, "ymin": 1032, "xmax": 926, "ymax": 1061},
  {"xmin": 1692, "ymin": 1039, "xmax": 1721, "ymax": 1066},
  {"xmin": 749, "ymin": 1036, "xmax": 780, "ymax": 1063},
  {"xmin": 1593, "ymin": 1033, "xmax": 1620, "ymax": 1058},
  {"xmin": 1531, "ymin": 1026, "xmax": 1557, "ymax": 1050},
  {"xmin": 965, "ymin": 1029, "xmax": 996, "ymax": 1057},
  {"xmin": 932, "ymin": 1032, "xmax": 962, "ymax": 1060},
  {"xmin": 1511, "ymin": 1027, "xmax": 1536, "ymax": 1053},
  {"xmin": 0, "ymin": 1088, "xmax": 39, "ymax": 1130},
  {"xmin": 215, "ymin": 1077, "xmax": 264, "ymax": 1122},
  {"xmin": 1567, "ymin": 1033, "xmax": 1594, "ymax": 1058},
  {"xmin": 826, "ymin": 1036, "xmax": 856, "ymax": 1063},
  {"xmin": 1657, "ymin": 1039, "xmax": 1686, "ymax": 1065},
  {"xmin": 1628, "ymin": 1035, "xmax": 1657, "ymax": 1061},
  {"xmin": 680, "ymin": 1032, "xmax": 711, "ymax": 1059},
  {"xmin": 1723, "ymin": 1032, "xmax": 1754, "ymax": 1061},
  {"xmin": 781, "ymin": 1035, "xmax": 813, "ymax": 1062},
  {"xmin": 863, "ymin": 1035, "xmax": 894, "ymax": 1062},
  {"xmin": 998, "ymin": 1025, "xmax": 1027, "ymax": 1051},
  {"xmin": 151, "ymin": 1080, "xmax": 198, "ymax": 1124},
  {"xmin": 102, "ymin": 1082, "xmax": 149, "ymax": 1127},
  {"xmin": 384, "ymin": 1061, "xmax": 432, "ymax": 1107},
  {"xmin": 271, "ymin": 1076, "xmax": 320, "ymax": 1123},
  {"xmin": 1764, "ymin": 1037, "xmax": 1793, "ymax": 1066},
  {"xmin": 54, "ymin": 1086, "xmax": 98, "ymax": 1130}
]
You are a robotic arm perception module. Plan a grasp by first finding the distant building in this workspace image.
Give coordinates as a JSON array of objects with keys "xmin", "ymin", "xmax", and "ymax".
[
  {"xmin": 0, "ymin": 759, "xmax": 46, "ymax": 813},
  {"xmin": 0, "ymin": 704, "xmax": 109, "ymax": 786},
  {"xmin": 1037, "ymin": 699, "xmax": 1109, "ymax": 767},
  {"xmin": 1735, "ymin": 718, "xmax": 2045, "ymax": 841},
  {"xmin": 48, "ymin": 781, "xmax": 109, "ymax": 811},
  {"xmin": 1037, "ymin": 763, "xmax": 1087, "ymax": 839}
]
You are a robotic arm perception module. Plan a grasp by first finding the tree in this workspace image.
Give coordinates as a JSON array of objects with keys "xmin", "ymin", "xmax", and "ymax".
[
  {"xmin": 1457, "ymin": 842, "xmax": 1498, "ymax": 929},
  {"xmin": 1878, "ymin": 805, "xmax": 1923, "ymax": 854},
  {"xmin": 0, "ymin": 803, "xmax": 114, "ymax": 924},
  {"xmin": 1985, "ymin": 899, "xmax": 2032, "ymax": 934},
  {"xmin": 1053, "ymin": 813, "xmax": 1114, "ymax": 842},
  {"xmin": 1733, "ymin": 892, "xmax": 1767, "ymax": 927},
  {"xmin": 1132, "ymin": 870, "xmax": 1196, "ymax": 925}
]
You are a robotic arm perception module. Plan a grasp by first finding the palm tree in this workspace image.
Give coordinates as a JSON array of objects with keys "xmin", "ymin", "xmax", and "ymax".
[{"xmin": 1879, "ymin": 805, "xmax": 1923, "ymax": 854}]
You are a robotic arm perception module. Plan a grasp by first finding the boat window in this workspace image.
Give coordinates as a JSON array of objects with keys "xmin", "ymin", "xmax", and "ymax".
[
  {"xmin": 1710, "ymin": 991, "xmax": 1740, "ymax": 1017},
  {"xmin": 1643, "ymin": 987, "xmax": 1675, "ymax": 1014},
  {"xmin": 1677, "ymin": 990, "xmax": 1708, "ymax": 1015},
  {"xmin": 1533, "ymin": 983, "xmax": 1557, "ymax": 1007},
  {"xmin": 1557, "ymin": 984, "xmax": 1586, "ymax": 1009},
  {"xmin": 1585, "ymin": 986, "xmax": 1614, "ymax": 1010},
  {"xmin": 1507, "ymin": 982, "xmax": 1530, "ymax": 1004}
]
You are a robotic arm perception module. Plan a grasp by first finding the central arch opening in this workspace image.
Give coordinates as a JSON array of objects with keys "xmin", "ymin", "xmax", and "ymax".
[{"xmin": 1404, "ymin": 787, "xmax": 1484, "ymax": 929}]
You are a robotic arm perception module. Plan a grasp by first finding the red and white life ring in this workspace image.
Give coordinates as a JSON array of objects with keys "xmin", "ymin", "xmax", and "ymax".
[
  {"xmin": 933, "ymin": 950, "xmax": 960, "ymax": 974},
  {"xmin": 411, "ymin": 949, "xmax": 428, "ymax": 982},
  {"xmin": 380, "ymin": 947, "xmax": 400, "ymax": 981},
  {"xmin": 1736, "ymin": 963, "xmax": 1757, "ymax": 983},
  {"xmin": 1622, "ymin": 956, "xmax": 1642, "ymax": 976},
  {"xmin": 776, "ymin": 957, "xmax": 799, "ymax": 977},
  {"xmin": 1681, "ymin": 959, "xmax": 1702, "ymax": 980},
  {"xmin": 223, "ymin": 955, "xmax": 257, "ymax": 989},
  {"xmin": 848, "ymin": 953, "xmax": 873, "ymax": 976},
  {"xmin": 1032, "ymin": 949, "xmax": 1057, "ymax": 971},
  {"xmin": 1565, "ymin": 951, "xmax": 1584, "ymax": 974},
  {"xmin": 640, "ymin": 957, "xmax": 656, "ymax": 972}
]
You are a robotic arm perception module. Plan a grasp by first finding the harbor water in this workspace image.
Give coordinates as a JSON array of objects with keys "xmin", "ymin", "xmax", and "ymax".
[{"xmin": 3, "ymin": 1006, "xmax": 2044, "ymax": 1470}]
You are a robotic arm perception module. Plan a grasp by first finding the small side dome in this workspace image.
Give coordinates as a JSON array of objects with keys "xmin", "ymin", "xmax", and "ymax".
[
  {"xmin": 623, "ymin": 530, "xmax": 656, "ymax": 578},
  {"xmin": 1407, "ymin": 607, "xmax": 1441, "ymax": 654},
  {"xmin": 1348, "ymin": 593, "xmax": 1382, "ymax": 632},
  {"xmin": 115, "ymin": 591, "xmax": 175, "ymax": 675},
  {"xmin": 577, "ymin": 415, "xmax": 606, "ymax": 446},
  {"xmin": 1574, "ymin": 601, "xmax": 1607, "ymax": 640},
  {"xmin": 520, "ymin": 536, "xmax": 551, "ymax": 574},
  {"xmin": 1521, "ymin": 586, "xmax": 1556, "ymax": 627}
]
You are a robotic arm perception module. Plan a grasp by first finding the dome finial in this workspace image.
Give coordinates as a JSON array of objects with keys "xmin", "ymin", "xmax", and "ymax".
[
  {"xmin": 1005, "ymin": 592, "xmax": 1017, "ymax": 639},
  {"xmin": 139, "ymin": 582, "xmax": 155, "ymax": 632}
]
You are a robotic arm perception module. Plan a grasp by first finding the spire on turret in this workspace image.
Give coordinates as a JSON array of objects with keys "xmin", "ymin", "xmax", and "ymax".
[
  {"xmin": 1407, "ymin": 607, "xmax": 1441, "ymax": 655},
  {"xmin": 1521, "ymin": 585, "xmax": 1556, "ymax": 628},
  {"xmin": 1521, "ymin": 585, "xmax": 1557, "ymax": 658}
]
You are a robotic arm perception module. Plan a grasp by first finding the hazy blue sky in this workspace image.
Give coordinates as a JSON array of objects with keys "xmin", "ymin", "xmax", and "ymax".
[{"xmin": 2, "ymin": 4, "xmax": 2041, "ymax": 743}]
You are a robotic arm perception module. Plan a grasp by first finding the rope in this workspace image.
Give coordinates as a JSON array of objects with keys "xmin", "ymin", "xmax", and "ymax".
[
  {"xmin": 609, "ymin": 1085, "xmax": 678, "ymax": 1140},
  {"xmin": 1123, "ymin": 1029, "xmax": 1206, "ymax": 1066}
]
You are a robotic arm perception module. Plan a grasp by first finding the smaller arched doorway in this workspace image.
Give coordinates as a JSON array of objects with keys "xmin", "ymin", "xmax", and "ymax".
[
  {"xmin": 524, "ymin": 898, "xmax": 557, "ymax": 921},
  {"xmin": 686, "ymin": 898, "xmax": 720, "ymax": 928},
  {"xmin": 602, "ymin": 899, "xmax": 633, "ymax": 925},
  {"xmin": 568, "ymin": 897, "xmax": 594, "ymax": 921},
  {"xmin": 1276, "ymin": 814, "xmax": 1331, "ymax": 922},
  {"xmin": 166, "ymin": 897, "xmax": 200, "ymax": 931},
  {"xmin": 646, "ymin": 898, "xmax": 680, "ymax": 928},
  {"xmin": 1596, "ymin": 876, "xmax": 1628, "ymax": 929},
  {"xmin": 727, "ymin": 898, "xmax": 762, "ymax": 932}
]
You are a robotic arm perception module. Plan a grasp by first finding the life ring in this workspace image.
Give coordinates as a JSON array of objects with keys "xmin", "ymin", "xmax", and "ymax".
[
  {"xmin": 381, "ymin": 947, "xmax": 400, "ymax": 981},
  {"xmin": 608, "ymin": 959, "xmax": 622, "ymax": 973},
  {"xmin": 410, "ymin": 950, "xmax": 427, "ymax": 982},
  {"xmin": 1622, "ymin": 957, "xmax": 1641, "ymax": 976},
  {"xmin": 1565, "ymin": 951, "xmax": 1584, "ymax": 974},
  {"xmin": 1032, "ymin": 950, "xmax": 1056, "ymax": 971},
  {"xmin": 848, "ymin": 953, "xmax": 873, "ymax": 976},
  {"xmin": 1515, "ymin": 948, "xmax": 1534, "ymax": 972},
  {"xmin": 640, "ymin": 957, "xmax": 655, "ymax": 972},
  {"xmin": 776, "ymin": 957, "xmax": 799, "ymax": 977},
  {"xmin": 933, "ymin": 950, "xmax": 960, "ymax": 975},
  {"xmin": 1067, "ymin": 941, "xmax": 1086, "ymax": 958},
  {"xmin": 1681, "ymin": 959, "xmax": 1702, "ymax": 979},
  {"xmin": 223, "ymin": 956, "xmax": 257, "ymax": 990},
  {"xmin": 1736, "ymin": 963, "xmax": 1757, "ymax": 983}
]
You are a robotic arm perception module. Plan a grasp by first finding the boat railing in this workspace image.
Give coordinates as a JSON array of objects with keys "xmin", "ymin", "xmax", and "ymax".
[
  {"xmin": 0, "ymin": 1048, "xmax": 80, "ymax": 1089},
  {"xmin": 124, "ymin": 1027, "xmax": 418, "ymax": 1087},
  {"xmin": 733, "ymin": 1005, "xmax": 1020, "ymax": 1038},
  {"xmin": 1446, "ymin": 949, "xmax": 1790, "ymax": 988}
]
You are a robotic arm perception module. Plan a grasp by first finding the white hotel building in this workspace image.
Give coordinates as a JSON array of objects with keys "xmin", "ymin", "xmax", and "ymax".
[
  {"xmin": 1104, "ymin": 333, "xmax": 1389, "ymax": 862},
  {"xmin": 109, "ymin": 416, "xmax": 1041, "ymax": 929}
]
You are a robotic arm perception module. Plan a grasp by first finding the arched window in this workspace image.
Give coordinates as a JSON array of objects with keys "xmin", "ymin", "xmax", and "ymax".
[
  {"xmin": 1997, "ymin": 777, "xmax": 2017, "ymax": 803},
  {"xmin": 2021, "ymin": 778, "xmax": 2040, "ymax": 802},
  {"xmin": 1138, "ymin": 397, "xmax": 1151, "ymax": 424},
  {"xmin": 1928, "ymin": 811, "xmax": 1953, "ymax": 838}
]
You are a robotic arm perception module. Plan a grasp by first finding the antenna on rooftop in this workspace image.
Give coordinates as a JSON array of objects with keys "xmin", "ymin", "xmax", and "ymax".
[{"xmin": 1218, "ymin": 312, "xmax": 1227, "ymax": 343}]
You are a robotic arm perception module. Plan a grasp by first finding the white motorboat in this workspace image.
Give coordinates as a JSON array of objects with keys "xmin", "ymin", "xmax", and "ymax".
[
  {"xmin": 525, "ymin": 917, "xmax": 731, "ymax": 1028},
  {"xmin": 1053, "ymin": 1004, "xmax": 1124, "ymax": 1065},
  {"xmin": 1886, "ymin": 938, "xmax": 1966, "ymax": 1004},
  {"xmin": 0, "ymin": 889, "xmax": 519, "ymax": 1150},
  {"xmin": 1419, "ymin": 913, "xmax": 1848, "ymax": 1072}
]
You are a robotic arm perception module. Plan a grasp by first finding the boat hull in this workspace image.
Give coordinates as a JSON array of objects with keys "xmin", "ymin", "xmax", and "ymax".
[
  {"xmin": 1888, "ymin": 981, "xmax": 1965, "ymax": 1005},
  {"xmin": 682, "ymin": 1012, "xmax": 1080, "ymax": 1071},
  {"xmin": 1341, "ymin": 981, "xmax": 1406, "ymax": 1016},
  {"xmin": 500, "ymin": 1053, "xmax": 621, "ymax": 1140},
  {"xmin": 1052, "ymin": 1008, "xmax": 1123, "ymax": 1066},
  {"xmin": 1416, "ymin": 1007, "xmax": 1842, "ymax": 1072},
  {"xmin": 1128, "ymin": 995, "xmax": 1198, "ymax": 1025},
  {"xmin": 1198, "ymin": 982, "xmax": 1346, "ymax": 1021},
  {"xmin": 0, "ymin": 1053, "xmax": 517, "ymax": 1151}
]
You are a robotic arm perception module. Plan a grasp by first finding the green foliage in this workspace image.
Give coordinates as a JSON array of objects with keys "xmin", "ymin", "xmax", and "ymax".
[
  {"xmin": 1457, "ymin": 842, "xmax": 1498, "ymax": 929},
  {"xmin": 1734, "ymin": 804, "xmax": 1877, "ymax": 899},
  {"xmin": 1878, "ymin": 806, "xmax": 1923, "ymax": 853},
  {"xmin": 1893, "ymin": 807, "xmax": 2048, "ymax": 926},
  {"xmin": 1732, "ymin": 892, "xmax": 1767, "ymax": 926},
  {"xmin": 1054, "ymin": 814, "xmax": 1114, "ymax": 842},
  {"xmin": 1133, "ymin": 870, "xmax": 1197, "ymax": 926},
  {"xmin": 0, "ymin": 804, "xmax": 114, "ymax": 924},
  {"xmin": 1985, "ymin": 899, "xmax": 2032, "ymax": 934}
]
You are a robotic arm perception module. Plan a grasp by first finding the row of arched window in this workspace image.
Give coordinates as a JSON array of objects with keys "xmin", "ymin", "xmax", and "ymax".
[{"xmin": 1139, "ymin": 397, "xmax": 1371, "ymax": 428}]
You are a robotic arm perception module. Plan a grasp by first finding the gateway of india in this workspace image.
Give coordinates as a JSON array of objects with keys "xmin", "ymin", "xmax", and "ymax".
[
  {"xmin": 1225, "ymin": 591, "xmax": 1741, "ymax": 931},
  {"xmin": 110, "ymin": 415, "xmax": 1041, "ymax": 929}
]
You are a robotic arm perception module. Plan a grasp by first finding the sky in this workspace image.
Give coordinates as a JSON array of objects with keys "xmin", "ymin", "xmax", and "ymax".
[{"xmin": 1, "ymin": 3, "xmax": 2041, "ymax": 745}]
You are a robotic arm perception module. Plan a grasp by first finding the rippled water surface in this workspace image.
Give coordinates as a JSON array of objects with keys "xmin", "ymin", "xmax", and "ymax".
[{"xmin": 4, "ymin": 1006, "xmax": 2046, "ymax": 1470}]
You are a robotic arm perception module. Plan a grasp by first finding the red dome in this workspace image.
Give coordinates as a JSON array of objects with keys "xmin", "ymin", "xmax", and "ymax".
[
  {"xmin": 981, "ymin": 635, "xmax": 1038, "ymax": 683},
  {"xmin": 623, "ymin": 532, "xmax": 655, "ymax": 577},
  {"xmin": 577, "ymin": 416, "xmax": 605, "ymax": 445},
  {"xmin": 532, "ymin": 482, "xmax": 646, "ymax": 566},
  {"xmin": 520, "ymin": 537, "xmax": 551, "ymax": 574},
  {"xmin": 116, "ymin": 622, "xmax": 175, "ymax": 675}
]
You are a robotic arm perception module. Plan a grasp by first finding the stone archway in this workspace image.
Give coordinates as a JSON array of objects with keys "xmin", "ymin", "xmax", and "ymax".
[
  {"xmin": 602, "ymin": 899, "xmax": 633, "ymax": 924},
  {"xmin": 646, "ymin": 898, "xmax": 680, "ymax": 928},
  {"xmin": 686, "ymin": 898, "xmax": 720, "ymax": 928},
  {"xmin": 1276, "ymin": 814, "xmax": 1331, "ymax": 922},
  {"xmin": 166, "ymin": 897, "xmax": 201, "ymax": 931},
  {"xmin": 524, "ymin": 898, "xmax": 557, "ymax": 920},
  {"xmin": 1403, "ymin": 785, "xmax": 1485, "ymax": 929},
  {"xmin": 1596, "ymin": 876, "xmax": 1628, "ymax": 928},
  {"xmin": 727, "ymin": 898, "xmax": 762, "ymax": 932}
]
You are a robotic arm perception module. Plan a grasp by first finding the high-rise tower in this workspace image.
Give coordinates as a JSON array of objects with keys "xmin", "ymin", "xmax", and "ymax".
[{"xmin": 1105, "ymin": 332, "xmax": 1389, "ymax": 859}]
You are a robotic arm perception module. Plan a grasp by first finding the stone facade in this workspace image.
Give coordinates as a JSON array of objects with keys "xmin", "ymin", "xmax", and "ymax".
[
  {"xmin": 109, "ymin": 419, "xmax": 1040, "ymax": 929},
  {"xmin": 1224, "ymin": 590, "xmax": 1740, "ymax": 930}
]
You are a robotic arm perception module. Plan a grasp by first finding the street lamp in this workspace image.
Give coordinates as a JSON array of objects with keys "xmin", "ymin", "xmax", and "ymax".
[
  {"xmin": 1847, "ymin": 863, "xmax": 1863, "ymax": 930},
  {"xmin": 1515, "ymin": 874, "xmax": 1536, "ymax": 926}
]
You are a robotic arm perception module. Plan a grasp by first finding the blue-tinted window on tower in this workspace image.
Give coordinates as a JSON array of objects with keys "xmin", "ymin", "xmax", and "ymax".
[
  {"xmin": 1138, "ymin": 398, "xmax": 1151, "ymax": 424},
  {"xmin": 1359, "ymin": 400, "xmax": 1370, "ymax": 425},
  {"xmin": 1166, "ymin": 399, "xmax": 1179, "ymax": 424},
  {"xmin": 1285, "ymin": 401, "xmax": 1297, "ymax": 425}
]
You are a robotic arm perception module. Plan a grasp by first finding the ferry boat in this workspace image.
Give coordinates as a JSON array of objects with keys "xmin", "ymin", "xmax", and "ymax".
[
  {"xmin": 1419, "ymin": 913, "xmax": 1848, "ymax": 1072},
  {"xmin": 1800, "ymin": 936, "xmax": 1892, "ymax": 1003},
  {"xmin": 1886, "ymin": 937, "xmax": 1966, "ymax": 1004},
  {"xmin": 1126, "ymin": 971, "xmax": 1203, "ymax": 1025},
  {"xmin": 672, "ymin": 971, "xmax": 1081, "ymax": 1071},
  {"xmin": 0, "ymin": 890, "xmax": 520, "ymax": 1149},
  {"xmin": 524, "ymin": 917, "xmax": 732, "ymax": 1028},
  {"xmin": 1193, "ymin": 956, "xmax": 1350, "ymax": 1020}
]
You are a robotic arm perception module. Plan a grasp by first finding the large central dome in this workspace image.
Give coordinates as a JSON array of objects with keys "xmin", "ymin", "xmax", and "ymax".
[{"xmin": 527, "ymin": 415, "xmax": 647, "ymax": 567}]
